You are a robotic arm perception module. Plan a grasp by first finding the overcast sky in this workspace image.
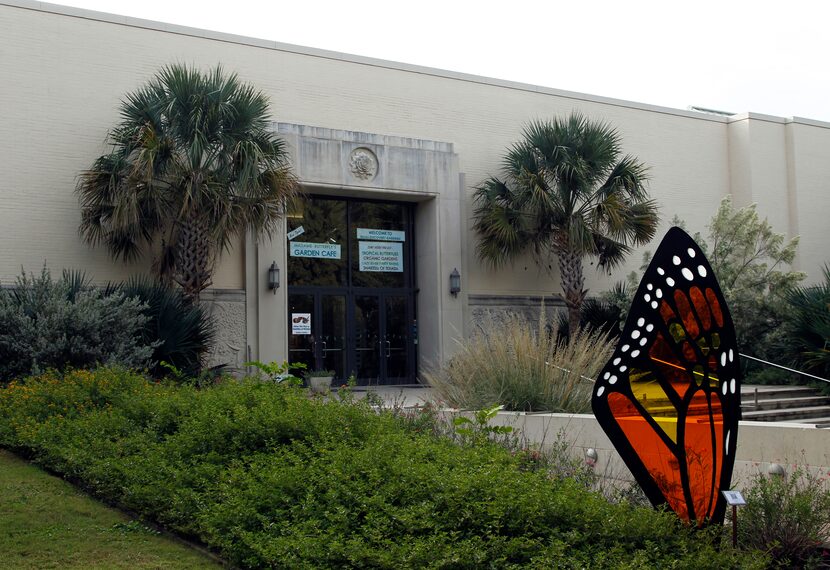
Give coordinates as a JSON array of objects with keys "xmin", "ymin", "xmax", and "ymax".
[{"xmin": 53, "ymin": 0, "xmax": 830, "ymax": 122}]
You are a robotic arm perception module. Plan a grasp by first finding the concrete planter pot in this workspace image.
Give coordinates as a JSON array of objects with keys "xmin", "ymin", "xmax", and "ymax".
[{"xmin": 308, "ymin": 375, "xmax": 333, "ymax": 394}]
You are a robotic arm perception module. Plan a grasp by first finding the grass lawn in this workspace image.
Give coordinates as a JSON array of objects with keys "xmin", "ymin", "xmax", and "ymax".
[{"xmin": 0, "ymin": 450, "xmax": 220, "ymax": 569}]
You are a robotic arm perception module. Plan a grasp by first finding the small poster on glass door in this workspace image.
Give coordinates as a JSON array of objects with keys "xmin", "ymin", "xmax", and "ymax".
[{"xmin": 291, "ymin": 313, "xmax": 311, "ymax": 335}]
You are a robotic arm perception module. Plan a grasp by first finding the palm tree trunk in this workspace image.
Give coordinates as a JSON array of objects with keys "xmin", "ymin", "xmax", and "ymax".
[
  {"xmin": 558, "ymin": 250, "xmax": 587, "ymax": 334},
  {"xmin": 174, "ymin": 210, "xmax": 213, "ymax": 304}
]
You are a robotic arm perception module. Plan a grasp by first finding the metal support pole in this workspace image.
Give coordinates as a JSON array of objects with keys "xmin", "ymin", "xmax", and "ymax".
[{"xmin": 732, "ymin": 505, "xmax": 738, "ymax": 547}]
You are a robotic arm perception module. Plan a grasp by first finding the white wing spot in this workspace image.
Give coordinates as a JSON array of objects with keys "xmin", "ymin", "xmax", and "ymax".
[
  {"xmin": 631, "ymin": 350, "xmax": 641, "ymax": 358},
  {"xmin": 644, "ymin": 293, "xmax": 651, "ymax": 302},
  {"xmin": 672, "ymin": 255, "xmax": 681, "ymax": 265},
  {"xmin": 621, "ymin": 344, "xmax": 630, "ymax": 352},
  {"xmin": 698, "ymin": 265, "xmax": 707, "ymax": 277},
  {"xmin": 722, "ymin": 382, "xmax": 728, "ymax": 395},
  {"xmin": 631, "ymin": 330, "xmax": 641, "ymax": 339},
  {"xmin": 609, "ymin": 375, "xmax": 618, "ymax": 384},
  {"xmin": 682, "ymin": 267, "xmax": 694, "ymax": 281},
  {"xmin": 730, "ymin": 378, "xmax": 736, "ymax": 394},
  {"xmin": 613, "ymin": 357, "xmax": 621, "ymax": 365},
  {"xmin": 620, "ymin": 365, "xmax": 627, "ymax": 372},
  {"xmin": 597, "ymin": 386, "xmax": 605, "ymax": 397},
  {"xmin": 647, "ymin": 283, "xmax": 653, "ymax": 291},
  {"xmin": 666, "ymin": 277, "xmax": 675, "ymax": 287},
  {"xmin": 639, "ymin": 337, "xmax": 648, "ymax": 346},
  {"xmin": 656, "ymin": 289, "xmax": 663, "ymax": 299},
  {"xmin": 646, "ymin": 324, "xmax": 654, "ymax": 332},
  {"xmin": 651, "ymin": 301, "xmax": 658, "ymax": 309},
  {"xmin": 720, "ymin": 353, "xmax": 727, "ymax": 367},
  {"xmin": 729, "ymin": 349, "xmax": 734, "ymax": 362},
  {"xmin": 725, "ymin": 430, "xmax": 731, "ymax": 455},
  {"xmin": 687, "ymin": 248, "xmax": 696, "ymax": 258},
  {"xmin": 637, "ymin": 318, "xmax": 645, "ymax": 327},
  {"xmin": 603, "ymin": 372, "xmax": 610, "ymax": 380},
  {"xmin": 657, "ymin": 267, "xmax": 665, "ymax": 275}
]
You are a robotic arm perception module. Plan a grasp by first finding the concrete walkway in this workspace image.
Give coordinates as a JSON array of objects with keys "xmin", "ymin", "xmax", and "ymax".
[{"xmin": 347, "ymin": 385, "xmax": 435, "ymax": 408}]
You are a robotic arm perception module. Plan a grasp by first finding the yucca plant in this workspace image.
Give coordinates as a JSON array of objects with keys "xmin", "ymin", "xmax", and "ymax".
[
  {"xmin": 556, "ymin": 297, "xmax": 624, "ymax": 341},
  {"xmin": 106, "ymin": 277, "xmax": 214, "ymax": 378},
  {"xmin": 426, "ymin": 309, "xmax": 612, "ymax": 413},
  {"xmin": 785, "ymin": 264, "xmax": 830, "ymax": 377}
]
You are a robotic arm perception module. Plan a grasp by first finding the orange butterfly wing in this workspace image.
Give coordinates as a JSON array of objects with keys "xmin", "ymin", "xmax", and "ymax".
[{"xmin": 592, "ymin": 227, "xmax": 741, "ymax": 526}]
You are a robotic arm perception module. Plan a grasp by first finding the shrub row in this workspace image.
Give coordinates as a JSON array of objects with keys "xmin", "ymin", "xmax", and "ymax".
[{"xmin": 0, "ymin": 368, "xmax": 767, "ymax": 568}]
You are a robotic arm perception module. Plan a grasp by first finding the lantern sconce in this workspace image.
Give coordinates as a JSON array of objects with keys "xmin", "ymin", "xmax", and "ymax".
[
  {"xmin": 767, "ymin": 463, "xmax": 786, "ymax": 477},
  {"xmin": 268, "ymin": 261, "xmax": 280, "ymax": 293},
  {"xmin": 449, "ymin": 268, "xmax": 461, "ymax": 297},
  {"xmin": 585, "ymin": 448, "xmax": 598, "ymax": 468}
]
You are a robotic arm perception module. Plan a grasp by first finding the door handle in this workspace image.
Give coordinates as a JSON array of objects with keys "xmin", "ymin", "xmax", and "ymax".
[
  {"xmin": 321, "ymin": 341, "xmax": 328, "ymax": 353},
  {"xmin": 385, "ymin": 340, "xmax": 391, "ymax": 358}
]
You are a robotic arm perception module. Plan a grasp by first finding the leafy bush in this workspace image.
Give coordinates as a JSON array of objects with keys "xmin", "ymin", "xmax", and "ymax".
[
  {"xmin": 0, "ymin": 367, "xmax": 767, "ymax": 568},
  {"xmin": 106, "ymin": 277, "xmax": 214, "ymax": 378},
  {"xmin": 608, "ymin": 199, "xmax": 806, "ymax": 372},
  {"xmin": 704, "ymin": 199, "xmax": 804, "ymax": 368},
  {"xmin": 427, "ymin": 310, "xmax": 611, "ymax": 412},
  {"xmin": 736, "ymin": 468, "xmax": 830, "ymax": 568},
  {"xmin": 0, "ymin": 268, "xmax": 153, "ymax": 382}
]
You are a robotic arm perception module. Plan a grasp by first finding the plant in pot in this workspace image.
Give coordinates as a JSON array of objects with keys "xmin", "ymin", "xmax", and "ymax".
[{"xmin": 307, "ymin": 369, "xmax": 335, "ymax": 393}]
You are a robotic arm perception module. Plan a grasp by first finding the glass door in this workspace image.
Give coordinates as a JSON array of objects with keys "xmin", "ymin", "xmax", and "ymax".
[
  {"xmin": 383, "ymin": 295, "xmax": 411, "ymax": 383},
  {"xmin": 353, "ymin": 295, "xmax": 381, "ymax": 383},
  {"xmin": 287, "ymin": 196, "xmax": 417, "ymax": 385},
  {"xmin": 320, "ymin": 295, "xmax": 346, "ymax": 381},
  {"xmin": 288, "ymin": 293, "xmax": 346, "ymax": 382}
]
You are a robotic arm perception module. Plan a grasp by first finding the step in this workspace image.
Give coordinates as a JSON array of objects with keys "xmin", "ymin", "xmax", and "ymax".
[
  {"xmin": 741, "ymin": 396, "xmax": 830, "ymax": 412},
  {"xmin": 740, "ymin": 385, "xmax": 820, "ymax": 401},
  {"xmin": 742, "ymin": 405, "xmax": 830, "ymax": 423}
]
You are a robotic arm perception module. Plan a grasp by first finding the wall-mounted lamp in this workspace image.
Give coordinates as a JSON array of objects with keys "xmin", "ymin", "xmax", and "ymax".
[
  {"xmin": 449, "ymin": 268, "xmax": 461, "ymax": 297},
  {"xmin": 268, "ymin": 261, "xmax": 280, "ymax": 293},
  {"xmin": 767, "ymin": 463, "xmax": 786, "ymax": 477},
  {"xmin": 585, "ymin": 448, "xmax": 598, "ymax": 467}
]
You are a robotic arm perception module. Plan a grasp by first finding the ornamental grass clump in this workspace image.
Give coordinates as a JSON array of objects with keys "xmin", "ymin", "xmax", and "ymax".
[{"xmin": 427, "ymin": 310, "xmax": 611, "ymax": 412}]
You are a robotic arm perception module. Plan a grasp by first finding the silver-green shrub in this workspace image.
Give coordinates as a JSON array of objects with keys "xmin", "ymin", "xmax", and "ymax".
[{"xmin": 0, "ymin": 267, "xmax": 154, "ymax": 381}]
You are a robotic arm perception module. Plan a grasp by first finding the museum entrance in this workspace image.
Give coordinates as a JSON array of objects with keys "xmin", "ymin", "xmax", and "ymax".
[{"xmin": 286, "ymin": 197, "xmax": 417, "ymax": 385}]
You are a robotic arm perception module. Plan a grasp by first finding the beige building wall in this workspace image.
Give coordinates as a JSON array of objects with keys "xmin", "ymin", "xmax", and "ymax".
[{"xmin": 1, "ymin": 0, "xmax": 829, "ymax": 369}]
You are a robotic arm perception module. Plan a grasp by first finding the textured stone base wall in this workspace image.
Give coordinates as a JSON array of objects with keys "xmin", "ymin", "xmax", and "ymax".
[
  {"xmin": 467, "ymin": 294, "xmax": 566, "ymax": 329},
  {"xmin": 201, "ymin": 289, "xmax": 247, "ymax": 372}
]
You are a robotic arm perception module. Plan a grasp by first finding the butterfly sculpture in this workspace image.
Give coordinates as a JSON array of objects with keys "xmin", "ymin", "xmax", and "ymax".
[{"xmin": 592, "ymin": 227, "xmax": 741, "ymax": 526}]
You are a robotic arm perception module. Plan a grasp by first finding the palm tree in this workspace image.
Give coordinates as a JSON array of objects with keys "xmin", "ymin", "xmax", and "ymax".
[
  {"xmin": 77, "ymin": 64, "xmax": 299, "ymax": 303},
  {"xmin": 785, "ymin": 264, "xmax": 830, "ymax": 376},
  {"xmin": 473, "ymin": 113, "xmax": 659, "ymax": 333}
]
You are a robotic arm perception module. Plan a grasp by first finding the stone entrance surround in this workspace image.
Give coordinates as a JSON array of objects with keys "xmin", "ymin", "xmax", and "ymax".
[{"xmin": 242, "ymin": 124, "xmax": 464, "ymax": 379}]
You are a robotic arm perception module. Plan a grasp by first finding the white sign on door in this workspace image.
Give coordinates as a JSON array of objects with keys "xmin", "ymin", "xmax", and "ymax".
[
  {"xmin": 287, "ymin": 226, "xmax": 305, "ymax": 240},
  {"xmin": 289, "ymin": 241, "xmax": 341, "ymax": 259},
  {"xmin": 291, "ymin": 313, "xmax": 311, "ymax": 335},
  {"xmin": 356, "ymin": 228, "xmax": 405, "ymax": 242},
  {"xmin": 358, "ymin": 241, "xmax": 403, "ymax": 272}
]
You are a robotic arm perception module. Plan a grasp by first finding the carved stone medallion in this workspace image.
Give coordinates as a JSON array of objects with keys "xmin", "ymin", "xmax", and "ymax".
[{"xmin": 348, "ymin": 147, "xmax": 378, "ymax": 180}]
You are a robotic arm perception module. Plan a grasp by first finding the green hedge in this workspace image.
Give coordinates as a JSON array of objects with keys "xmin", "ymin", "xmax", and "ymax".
[{"xmin": 0, "ymin": 368, "xmax": 767, "ymax": 568}]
